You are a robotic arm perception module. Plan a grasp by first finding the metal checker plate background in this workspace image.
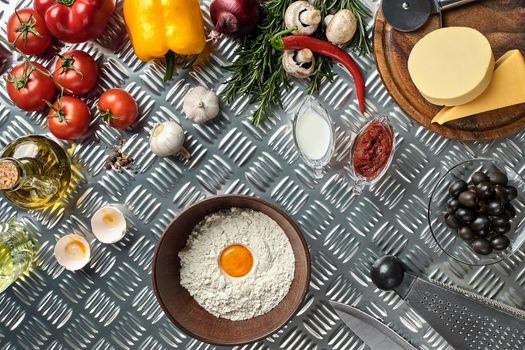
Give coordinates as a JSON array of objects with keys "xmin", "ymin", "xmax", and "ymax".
[{"xmin": 0, "ymin": 0, "xmax": 524, "ymax": 349}]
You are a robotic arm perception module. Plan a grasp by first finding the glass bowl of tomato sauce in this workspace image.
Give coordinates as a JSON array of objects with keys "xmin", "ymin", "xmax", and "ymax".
[{"xmin": 349, "ymin": 116, "xmax": 395, "ymax": 194}]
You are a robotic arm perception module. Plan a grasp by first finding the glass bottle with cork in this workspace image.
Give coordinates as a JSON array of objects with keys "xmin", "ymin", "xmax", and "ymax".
[{"xmin": 0, "ymin": 135, "xmax": 71, "ymax": 209}]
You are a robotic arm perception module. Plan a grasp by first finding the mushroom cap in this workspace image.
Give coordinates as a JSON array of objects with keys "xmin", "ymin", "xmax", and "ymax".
[
  {"xmin": 284, "ymin": 1, "xmax": 321, "ymax": 36},
  {"xmin": 326, "ymin": 9, "xmax": 357, "ymax": 45}
]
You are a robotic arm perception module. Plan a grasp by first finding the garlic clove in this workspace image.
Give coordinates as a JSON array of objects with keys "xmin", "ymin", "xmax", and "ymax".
[
  {"xmin": 183, "ymin": 86, "xmax": 219, "ymax": 124},
  {"xmin": 150, "ymin": 121, "xmax": 191, "ymax": 159}
]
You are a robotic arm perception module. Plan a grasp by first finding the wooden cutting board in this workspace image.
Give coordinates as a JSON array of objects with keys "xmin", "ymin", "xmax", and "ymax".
[{"xmin": 373, "ymin": 0, "xmax": 525, "ymax": 140}]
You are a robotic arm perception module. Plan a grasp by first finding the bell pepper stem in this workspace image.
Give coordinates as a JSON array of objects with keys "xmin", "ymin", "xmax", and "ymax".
[
  {"xmin": 271, "ymin": 26, "xmax": 298, "ymax": 51},
  {"xmin": 164, "ymin": 50, "xmax": 175, "ymax": 81}
]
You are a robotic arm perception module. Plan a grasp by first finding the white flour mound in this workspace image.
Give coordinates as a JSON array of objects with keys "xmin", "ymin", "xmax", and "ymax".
[{"xmin": 179, "ymin": 208, "xmax": 295, "ymax": 321}]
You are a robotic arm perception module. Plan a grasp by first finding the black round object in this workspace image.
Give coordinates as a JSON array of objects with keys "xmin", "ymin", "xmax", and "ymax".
[
  {"xmin": 477, "ymin": 200, "xmax": 488, "ymax": 214},
  {"xmin": 449, "ymin": 180, "xmax": 468, "ymax": 197},
  {"xmin": 505, "ymin": 203, "xmax": 516, "ymax": 218},
  {"xmin": 493, "ymin": 185, "xmax": 508, "ymax": 204},
  {"xmin": 472, "ymin": 238, "xmax": 493, "ymax": 255},
  {"xmin": 458, "ymin": 190, "xmax": 478, "ymax": 207},
  {"xmin": 370, "ymin": 255, "xmax": 405, "ymax": 291},
  {"xmin": 454, "ymin": 207, "xmax": 475, "ymax": 223},
  {"xmin": 458, "ymin": 225, "xmax": 475, "ymax": 240},
  {"xmin": 467, "ymin": 184, "xmax": 476, "ymax": 192},
  {"xmin": 470, "ymin": 216, "xmax": 489, "ymax": 231},
  {"xmin": 447, "ymin": 198, "xmax": 461, "ymax": 211},
  {"xmin": 493, "ymin": 223, "xmax": 511, "ymax": 234},
  {"xmin": 475, "ymin": 182, "xmax": 494, "ymax": 199},
  {"xmin": 477, "ymin": 228, "xmax": 490, "ymax": 238},
  {"xmin": 492, "ymin": 216, "xmax": 510, "ymax": 227},
  {"xmin": 445, "ymin": 213, "xmax": 460, "ymax": 229},
  {"xmin": 489, "ymin": 171, "xmax": 508, "ymax": 186},
  {"xmin": 472, "ymin": 171, "xmax": 489, "ymax": 185},
  {"xmin": 506, "ymin": 186, "xmax": 518, "ymax": 201},
  {"xmin": 381, "ymin": 0, "xmax": 431, "ymax": 32},
  {"xmin": 491, "ymin": 236, "xmax": 510, "ymax": 250},
  {"xmin": 487, "ymin": 201, "xmax": 504, "ymax": 216}
]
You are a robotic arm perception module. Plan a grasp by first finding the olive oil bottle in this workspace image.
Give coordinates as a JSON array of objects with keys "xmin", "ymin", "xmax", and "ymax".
[
  {"xmin": 0, "ymin": 221, "xmax": 34, "ymax": 293},
  {"xmin": 0, "ymin": 135, "xmax": 71, "ymax": 209}
]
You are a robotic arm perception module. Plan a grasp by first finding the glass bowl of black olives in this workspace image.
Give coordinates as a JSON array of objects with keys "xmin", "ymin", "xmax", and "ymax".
[{"xmin": 428, "ymin": 158, "xmax": 525, "ymax": 265}]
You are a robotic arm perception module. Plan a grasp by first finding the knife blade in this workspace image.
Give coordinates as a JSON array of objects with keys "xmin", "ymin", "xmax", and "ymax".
[{"xmin": 329, "ymin": 301, "xmax": 418, "ymax": 350}]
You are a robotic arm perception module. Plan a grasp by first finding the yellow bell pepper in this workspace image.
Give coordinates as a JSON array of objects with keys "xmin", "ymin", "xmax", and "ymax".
[{"xmin": 123, "ymin": 0, "xmax": 206, "ymax": 80}]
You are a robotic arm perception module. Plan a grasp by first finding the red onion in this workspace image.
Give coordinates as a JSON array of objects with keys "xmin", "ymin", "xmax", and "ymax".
[{"xmin": 210, "ymin": 0, "xmax": 261, "ymax": 39}]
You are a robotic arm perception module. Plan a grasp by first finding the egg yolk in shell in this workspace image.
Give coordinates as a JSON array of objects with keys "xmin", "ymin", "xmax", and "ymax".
[
  {"xmin": 65, "ymin": 240, "xmax": 87, "ymax": 257},
  {"xmin": 219, "ymin": 244, "xmax": 253, "ymax": 277}
]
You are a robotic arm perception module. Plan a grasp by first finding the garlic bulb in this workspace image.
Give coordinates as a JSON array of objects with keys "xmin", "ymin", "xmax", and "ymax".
[
  {"xmin": 325, "ymin": 10, "xmax": 357, "ymax": 45},
  {"xmin": 149, "ymin": 121, "xmax": 191, "ymax": 159},
  {"xmin": 183, "ymin": 86, "xmax": 219, "ymax": 124}
]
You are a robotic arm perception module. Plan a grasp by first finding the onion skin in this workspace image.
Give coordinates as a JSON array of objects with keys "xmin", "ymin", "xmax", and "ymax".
[{"xmin": 210, "ymin": 0, "xmax": 261, "ymax": 38}]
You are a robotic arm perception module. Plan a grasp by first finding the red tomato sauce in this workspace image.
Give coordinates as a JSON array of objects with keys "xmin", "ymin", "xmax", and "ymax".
[{"xmin": 353, "ymin": 120, "xmax": 393, "ymax": 178}]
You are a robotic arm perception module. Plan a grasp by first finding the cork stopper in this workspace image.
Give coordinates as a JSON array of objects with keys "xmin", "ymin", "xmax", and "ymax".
[{"xmin": 0, "ymin": 160, "xmax": 20, "ymax": 190}]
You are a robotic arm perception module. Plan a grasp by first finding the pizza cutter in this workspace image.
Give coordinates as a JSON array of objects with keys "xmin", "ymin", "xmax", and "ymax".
[{"xmin": 382, "ymin": 0, "xmax": 479, "ymax": 32}]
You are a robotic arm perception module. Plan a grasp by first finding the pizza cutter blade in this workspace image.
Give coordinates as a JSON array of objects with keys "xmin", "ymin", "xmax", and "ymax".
[{"xmin": 382, "ymin": 0, "xmax": 479, "ymax": 32}]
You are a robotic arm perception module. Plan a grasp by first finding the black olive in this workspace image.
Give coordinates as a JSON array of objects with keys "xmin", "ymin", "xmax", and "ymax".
[
  {"xmin": 475, "ymin": 182, "xmax": 494, "ymax": 199},
  {"xmin": 477, "ymin": 228, "xmax": 490, "ymax": 238},
  {"xmin": 477, "ymin": 200, "xmax": 488, "ymax": 214},
  {"xmin": 370, "ymin": 256, "xmax": 405, "ymax": 291},
  {"xmin": 472, "ymin": 171, "xmax": 489, "ymax": 185},
  {"xmin": 491, "ymin": 236, "xmax": 510, "ymax": 250},
  {"xmin": 470, "ymin": 216, "xmax": 490, "ymax": 231},
  {"xmin": 458, "ymin": 225, "xmax": 475, "ymax": 240},
  {"xmin": 449, "ymin": 180, "xmax": 468, "ymax": 197},
  {"xmin": 487, "ymin": 201, "xmax": 504, "ymax": 216},
  {"xmin": 447, "ymin": 198, "xmax": 461, "ymax": 211},
  {"xmin": 493, "ymin": 223, "xmax": 511, "ymax": 234},
  {"xmin": 505, "ymin": 203, "xmax": 516, "ymax": 218},
  {"xmin": 454, "ymin": 208, "xmax": 475, "ymax": 224},
  {"xmin": 506, "ymin": 186, "xmax": 518, "ymax": 201},
  {"xmin": 472, "ymin": 238, "xmax": 493, "ymax": 255},
  {"xmin": 458, "ymin": 190, "xmax": 478, "ymax": 207},
  {"xmin": 489, "ymin": 171, "xmax": 508, "ymax": 186},
  {"xmin": 445, "ymin": 213, "xmax": 460, "ymax": 228},
  {"xmin": 492, "ymin": 216, "xmax": 510, "ymax": 227},
  {"xmin": 494, "ymin": 185, "xmax": 508, "ymax": 204}
]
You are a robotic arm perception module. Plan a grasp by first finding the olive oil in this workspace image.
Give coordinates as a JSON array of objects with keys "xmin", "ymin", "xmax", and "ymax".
[
  {"xmin": 0, "ymin": 222, "xmax": 34, "ymax": 293},
  {"xmin": 0, "ymin": 135, "xmax": 71, "ymax": 209}
]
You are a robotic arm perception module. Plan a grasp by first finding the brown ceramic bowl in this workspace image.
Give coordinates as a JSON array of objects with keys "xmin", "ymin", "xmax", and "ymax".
[{"xmin": 152, "ymin": 194, "xmax": 311, "ymax": 345}]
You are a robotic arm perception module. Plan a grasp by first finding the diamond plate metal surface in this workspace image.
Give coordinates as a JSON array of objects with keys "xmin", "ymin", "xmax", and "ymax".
[{"xmin": 0, "ymin": 0, "xmax": 524, "ymax": 349}]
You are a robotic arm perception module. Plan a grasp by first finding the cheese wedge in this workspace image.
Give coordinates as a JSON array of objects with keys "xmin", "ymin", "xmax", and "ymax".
[
  {"xmin": 408, "ymin": 27, "xmax": 495, "ymax": 106},
  {"xmin": 432, "ymin": 50, "xmax": 525, "ymax": 124}
]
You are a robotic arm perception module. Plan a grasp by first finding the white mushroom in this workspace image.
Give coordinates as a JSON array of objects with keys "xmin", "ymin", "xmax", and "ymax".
[
  {"xmin": 183, "ymin": 85, "xmax": 220, "ymax": 124},
  {"xmin": 325, "ymin": 9, "xmax": 357, "ymax": 45},
  {"xmin": 282, "ymin": 49, "xmax": 316, "ymax": 78},
  {"xmin": 284, "ymin": 1, "xmax": 321, "ymax": 36}
]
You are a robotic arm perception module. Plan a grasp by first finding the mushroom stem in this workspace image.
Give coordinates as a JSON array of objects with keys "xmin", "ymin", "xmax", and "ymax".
[{"xmin": 299, "ymin": 9, "xmax": 321, "ymax": 26}]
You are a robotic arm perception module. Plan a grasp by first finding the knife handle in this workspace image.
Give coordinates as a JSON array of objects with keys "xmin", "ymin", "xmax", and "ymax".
[{"xmin": 439, "ymin": 0, "xmax": 478, "ymax": 11}]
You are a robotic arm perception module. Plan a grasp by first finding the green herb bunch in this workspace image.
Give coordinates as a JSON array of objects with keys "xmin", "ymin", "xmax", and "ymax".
[{"xmin": 222, "ymin": 0, "xmax": 371, "ymax": 126}]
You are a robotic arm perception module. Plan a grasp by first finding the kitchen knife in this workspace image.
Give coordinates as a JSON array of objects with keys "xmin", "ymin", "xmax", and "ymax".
[{"xmin": 329, "ymin": 301, "xmax": 418, "ymax": 350}]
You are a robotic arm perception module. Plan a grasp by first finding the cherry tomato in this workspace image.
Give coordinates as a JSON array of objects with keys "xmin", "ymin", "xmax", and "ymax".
[
  {"xmin": 6, "ymin": 62, "xmax": 56, "ymax": 112},
  {"xmin": 53, "ymin": 50, "xmax": 98, "ymax": 95},
  {"xmin": 98, "ymin": 89, "xmax": 139, "ymax": 129},
  {"xmin": 47, "ymin": 96, "xmax": 91, "ymax": 140},
  {"xmin": 7, "ymin": 8, "xmax": 52, "ymax": 55}
]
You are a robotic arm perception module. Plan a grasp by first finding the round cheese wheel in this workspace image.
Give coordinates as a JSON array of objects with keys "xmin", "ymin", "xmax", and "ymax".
[{"xmin": 408, "ymin": 27, "xmax": 495, "ymax": 106}]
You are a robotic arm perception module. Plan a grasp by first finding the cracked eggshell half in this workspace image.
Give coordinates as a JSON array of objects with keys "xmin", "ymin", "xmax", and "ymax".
[{"xmin": 91, "ymin": 206, "xmax": 127, "ymax": 244}]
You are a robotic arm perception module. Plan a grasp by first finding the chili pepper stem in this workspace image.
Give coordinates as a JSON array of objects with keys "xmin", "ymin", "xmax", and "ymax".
[{"xmin": 270, "ymin": 26, "xmax": 298, "ymax": 51}]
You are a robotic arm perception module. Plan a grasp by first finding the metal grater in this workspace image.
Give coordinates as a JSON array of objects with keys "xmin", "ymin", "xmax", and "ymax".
[{"xmin": 394, "ymin": 272, "xmax": 525, "ymax": 350}]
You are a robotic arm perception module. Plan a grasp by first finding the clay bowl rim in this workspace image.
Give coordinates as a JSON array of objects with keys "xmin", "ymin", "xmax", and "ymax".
[{"xmin": 151, "ymin": 194, "xmax": 311, "ymax": 346}]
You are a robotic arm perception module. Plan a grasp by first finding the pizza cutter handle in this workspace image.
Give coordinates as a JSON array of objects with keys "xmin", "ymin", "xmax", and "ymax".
[{"xmin": 439, "ymin": 0, "xmax": 478, "ymax": 11}]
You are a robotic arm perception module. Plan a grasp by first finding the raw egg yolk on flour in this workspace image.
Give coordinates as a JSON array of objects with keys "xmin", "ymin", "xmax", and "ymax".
[{"xmin": 219, "ymin": 244, "xmax": 253, "ymax": 277}]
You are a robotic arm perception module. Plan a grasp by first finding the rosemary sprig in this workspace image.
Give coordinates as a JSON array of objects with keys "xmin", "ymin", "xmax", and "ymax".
[{"xmin": 223, "ymin": 0, "xmax": 371, "ymax": 125}]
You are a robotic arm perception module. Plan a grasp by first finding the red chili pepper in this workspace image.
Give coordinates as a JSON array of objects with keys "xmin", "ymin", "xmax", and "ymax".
[
  {"xmin": 34, "ymin": 0, "xmax": 115, "ymax": 44},
  {"xmin": 272, "ymin": 30, "xmax": 366, "ymax": 114}
]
